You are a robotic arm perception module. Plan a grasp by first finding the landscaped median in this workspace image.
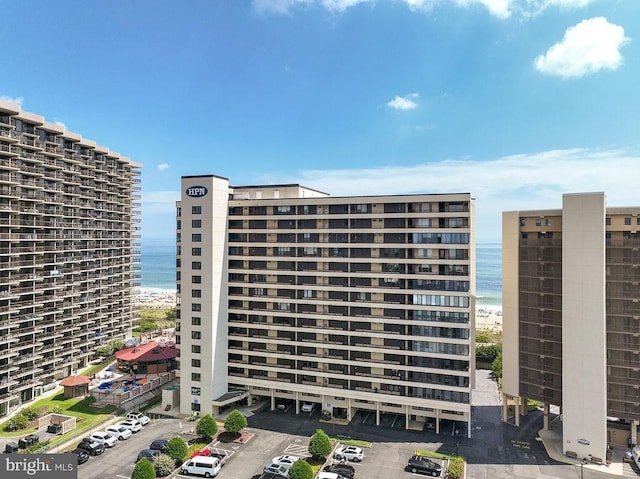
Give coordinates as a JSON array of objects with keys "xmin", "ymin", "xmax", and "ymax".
[{"xmin": 415, "ymin": 449, "xmax": 466, "ymax": 479}]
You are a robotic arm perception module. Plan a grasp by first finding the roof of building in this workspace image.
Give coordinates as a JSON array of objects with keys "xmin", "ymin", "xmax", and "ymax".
[
  {"xmin": 115, "ymin": 341, "xmax": 179, "ymax": 362},
  {"xmin": 59, "ymin": 375, "xmax": 91, "ymax": 387}
]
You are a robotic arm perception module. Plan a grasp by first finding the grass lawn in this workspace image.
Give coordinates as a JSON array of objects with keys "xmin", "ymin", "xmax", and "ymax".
[
  {"xmin": 330, "ymin": 436, "xmax": 372, "ymax": 448},
  {"xmin": 82, "ymin": 359, "xmax": 116, "ymax": 378},
  {"xmin": 0, "ymin": 393, "xmax": 118, "ymax": 438}
]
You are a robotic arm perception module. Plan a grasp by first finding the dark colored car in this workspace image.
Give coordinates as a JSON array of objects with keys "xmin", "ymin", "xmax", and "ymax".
[
  {"xmin": 137, "ymin": 448, "xmax": 161, "ymax": 463},
  {"xmin": 73, "ymin": 448, "xmax": 90, "ymax": 464},
  {"xmin": 187, "ymin": 436, "xmax": 210, "ymax": 446},
  {"xmin": 78, "ymin": 439, "xmax": 106, "ymax": 456},
  {"xmin": 149, "ymin": 439, "xmax": 168, "ymax": 452},
  {"xmin": 251, "ymin": 473, "xmax": 288, "ymax": 479},
  {"xmin": 324, "ymin": 463, "xmax": 356, "ymax": 478},
  {"xmin": 406, "ymin": 455, "xmax": 442, "ymax": 476}
]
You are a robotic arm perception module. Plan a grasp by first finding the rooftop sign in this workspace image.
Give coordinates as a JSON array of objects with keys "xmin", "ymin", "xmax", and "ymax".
[{"xmin": 186, "ymin": 186, "xmax": 208, "ymax": 198}]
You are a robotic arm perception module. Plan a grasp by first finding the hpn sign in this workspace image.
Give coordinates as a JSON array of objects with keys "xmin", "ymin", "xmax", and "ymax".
[{"xmin": 186, "ymin": 186, "xmax": 208, "ymax": 198}]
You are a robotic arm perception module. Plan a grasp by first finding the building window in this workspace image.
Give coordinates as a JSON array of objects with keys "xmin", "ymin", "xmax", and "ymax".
[
  {"xmin": 637, "ymin": 217, "xmax": 640, "ymax": 225},
  {"xmin": 191, "ymin": 331, "xmax": 201, "ymax": 340},
  {"xmin": 192, "ymin": 275, "xmax": 201, "ymax": 284},
  {"xmin": 522, "ymin": 233, "xmax": 528, "ymax": 239},
  {"xmin": 177, "ymin": 220, "xmax": 181, "ymax": 230},
  {"xmin": 192, "ymin": 359, "xmax": 201, "ymax": 368},
  {"xmin": 519, "ymin": 218, "xmax": 525, "ymax": 227},
  {"xmin": 545, "ymin": 218, "xmax": 552, "ymax": 226},
  {"xmin": 192, "ymin": 345, "xmax": 201, "ymax": 353},
  {"xmin": 191, "ymin": 402, "xmax": 201, "ymax": 412},
  {"xmin": 192, "ymin": 233, "xmax": 202, "ymax": 242},
  {"xmin": 303, "ymin": 289, "xmax": 313, "ymax": 298},
  {"xmin": 192, "ymin": 206, "xmax": 201, "ymax": 214},
  {"xmin": 177, "ymin": 207, "xmax": 181, "ymax": 217},
  {"xmin": 191, "ymin": 317, "xmax": 201, "ymax": 326},
  {"xmin": 535, "ymin": 219, "xmax": 541, "ymax": 227},
  {"xmin": 606, "ymin": 216, "xmax": 611, "ymax": 226},
  {"xmin": 191, "ymin": 373, "xmax": 200, "ymax": 382},
  {"xmin": 192, "ymin": 248, "xmax": 201, "ymax": 256},
  {"xmin": 276, "ymin": 205, "xmax": 292, "ymax": 214},
  {"xmin": 192, "ymin": 219, "xmax": 202, "ymax": 228},
  {"xmin": 192, "ymin": 290, "xmax": 201, "ymax": 298},
  {"xmin": 625, "ymin": 217, "xmax": 631, "ymax": 226},
  {"xmin": 192, "ymin": 261, "xmax": 201, "ymax": 270},
  {"xmin": 191, "ymin": 387, "xmax": 201, "ymax": 396},
  {"xmin": 192, "ymin": 303, "xmax": 201, "ymax": 312}
]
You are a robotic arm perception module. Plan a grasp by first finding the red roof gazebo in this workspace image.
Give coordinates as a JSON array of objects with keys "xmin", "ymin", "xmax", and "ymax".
[
  {"xmin": 115, "ymin": 341, "xmax": 179, "ymax": 375},
  {"xmin": 59, "ymin": 375, "xmax": 91, "ymax": 398}
]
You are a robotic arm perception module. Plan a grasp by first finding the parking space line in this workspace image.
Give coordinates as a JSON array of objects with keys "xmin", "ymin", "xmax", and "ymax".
[{"xmin": 283, "ymin": 443, "xmax": 310, "ymax": 456}]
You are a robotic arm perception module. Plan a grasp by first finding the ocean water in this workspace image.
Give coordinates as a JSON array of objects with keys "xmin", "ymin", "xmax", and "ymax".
[{"xmin": 140, "ymin": 239, "xmax": 502, "ymax": 307}]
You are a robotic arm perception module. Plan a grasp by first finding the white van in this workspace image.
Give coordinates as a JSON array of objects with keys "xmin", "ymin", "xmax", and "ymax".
[{"xmin": 180, "ymin": 456, "xmax": 221, "ymax": 477}]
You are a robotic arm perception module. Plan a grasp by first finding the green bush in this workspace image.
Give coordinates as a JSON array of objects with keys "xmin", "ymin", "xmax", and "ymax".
[
  {"xmin": 49, "ymin": 405, "xmax": 64, "ymax": 415},
  {"xmin": 288, "ymin": 459, "xmax": 313, "ymax": 479},
  {"xmin": 165, "ymin": 435, "xmax": 188, "ymax": 462},
  {"xmin": 5, "ymin": 414, "xmax": 28, "ymax": 432},
  {"xmin": 153, "ymin": 453, "xmax": 176, "ymax": 477},
  {"xmin": 196, "ymin": 414, "xmax": 218, "ymax": 439},
  {"xmin": 476, "ymin": 344, "xmax": 501, "ymax": 363},
  {"xmin": 165, "ymin": 308, "xmax": 176, "ymax": 320},
  {"xmin": 137, "ymin": 320, "xmax": 158, "ymax": 332},
  {"xmin": 26, "ymin": 440, "xmax": 50, "ymax": 453},
  {"xmin": 131, "ymin": 458, "xmax": 156, "ymax": 479},
  {"xmin": 447, "ymin": 457, "xmax": 465, "ymax": 479},
  {"xmin": 308, "ymin": 429, "xmax": 332, "ymax": 459},
  {"xmin": 21, "ymin": 405, "xmax": 40, "ymax": 422},
  {"xmin": 224, "ymin": 409, "xmax": 247, "ymax": 434},
  {"xmin": 491, "ymin": 349, "xmax": 503, "ymax": 379},
  {"xmin": 475, "ymin": 333, "xmax": 490, "ymax": 343}
]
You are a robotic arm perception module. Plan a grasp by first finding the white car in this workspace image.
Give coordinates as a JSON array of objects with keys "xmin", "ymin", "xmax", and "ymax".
[
  {"xmin": 317, "ymin": 473, "xmax": 344, "ymax": 479},
  {"xmin": 117, "ymin": 420, "xmax": 142, "ymax": 433},
  {"xmin": 301, "ymin": 402, "xmax": 315, "ymax": 413},
  {"xmin": 272, "ymin": 455, "xmax": 300, "ymax": 469},
  {"xmin": 126, "ymin": 412, "xmax": 150, "ymax": 425},
  {"xmin": 264, "ymin": 463, "xmax": 289, "ymax": 476},
  {"xmin": 89, "ymin": 431, "xmax": 118, "ymax": 448},
  {"xmin": 105, "ymin": 425, "xmax": 133, "ymax": 440},
  {"xmin": 334, "ymin": 445, "xmax": 364, "ymax": 462}
]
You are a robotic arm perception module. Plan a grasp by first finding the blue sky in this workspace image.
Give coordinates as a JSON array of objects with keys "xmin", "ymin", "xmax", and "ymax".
[{"xmin": 2, "ymin": 0, "xmax": 639, "ymax": 242}]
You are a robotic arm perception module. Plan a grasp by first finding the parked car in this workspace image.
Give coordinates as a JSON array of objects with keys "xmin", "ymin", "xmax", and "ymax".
[
  {"xmin": 119, "ymin": 419, "xmax": 142, "ymax": 433},
  {"xmin": 191, "ymin": 448, "xmax": 212, "ymax": 458},
  {"xmin": 405, "ymin": 455, "xmax": 442, "ymax": 476},
  {"xmin": 136, "ymin": 448, "xmax": 161, "ymax": 463},
  {"xmin": 272, "ymin": 455, "xmax": 300, "ymax": 468},
  {"xmin": 73, "ymin": 448, "xmax": 90, "ymax": 464},
  {"xmin": 105, "ymin": 425, "xmax": 133, "ymax": 441},
  {"xmin": 276, "ymin": 399, "xmax": 294, "ymax": 412},
  {"xmin": 251, "ymin": 474, "xmax": 288, "ymax": 479},
  {"xmin": 324, "ymin": 462, "xmax": 355, "ymax": 478},
  {"xmin": 180, "ymin": 456, "xmax": 221, "ymax": 477},
  {"xmin": 334, "ymin": 446, "xmax": 364, "ymax": 462},
  {"xmin": 209, "ymin": 452, "xmax": 228, "ymax": 467},
  {"xmin": 149, "ymin": 439, "xmax": 169, "ymax": 452},
  {"xmin": 78, "ymin": 438, "xmax": 106, "ymax": 456},
  {"xmin": 317, "ymin": 473, "xmax": 347, "ymax": 479},
  {"xmin": 300, "ymin": 402, "xmax": 315, "ymax": 413},
  {"xmin": 264, "ymin": 463, "xmax": 289, "ymax": 476},
  {"xmin": 126, "ymin": 412, "xmax": 150, "ymax": 425},
  {"xmin": 89, "ymin": 431, "xmax": 118, "ymax": 448},
  {"xmin": 187, "ymin": 436, "xmax": 211, "ymax": 446}
]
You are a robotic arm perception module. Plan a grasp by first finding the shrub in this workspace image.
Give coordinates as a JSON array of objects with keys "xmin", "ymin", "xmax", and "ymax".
[
  {"xmin": 308, "ymin": 429, "xmax": 331, "ymax": 459},
  {"xmin": 21, "ymin": 405, "xmax": 40, "ymax": 422},
  {"xmin": 288, "ymin": 459, "xmax": 313, "ymax": 479},
  {"xmin": 476, "ymin": 344, "xmax": 501, "ymax": 363},
  {"xmin": 153, "ymin": 453, "xmax": 176, "ymax": 477},
  {"xmin": 26, "ymin": 440, "xmax": 50, "ymax": 453},
  {"xmin": 131, "ymin": 458, "xmax": 156, "ymax": 479},
  {"xmin": 5, "ymin": 413, "xmax": 28, "ymax": 432},
  {"xmin": 196, "ymin": 414, "xmax": 218, "ymax": 439},
  {"xmin": 49, "ymin": 405, "xmax": 63, "ymax": 415},
  {"xmin": 165, "ymin": 308, "xmax": 176, "ymax": 320},
  {"xmin": 491, "ymin": 349, "xmax": 503, "ymax": 379},
  {"xmin": 447, "ymin": 457, "xmax": 465, "ymax": 479},
  {"xmin": 165, "ymin": 435, "xmax": 188, "ymax": 462},
  {"xmin": 224, "ymin": 409, "xmax": 247, "ymax": 434}
]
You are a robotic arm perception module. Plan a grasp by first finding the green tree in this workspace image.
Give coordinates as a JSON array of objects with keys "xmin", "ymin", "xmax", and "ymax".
[
  {"xmin": 5, "ymin": 413, "xmax": 28, "ymax": 432},
  {"xmin": 153, "ymin": 453, "xmax": 176, "ymax": 477},
  {"xmin": 447, "ymin": 457, "xmax": 465, "ymax": 479},
  {"xmin": 196, "ymin": 414, "xmax": 218, "ymax": 439},
  {"xmin": 308, "ymin": 429, "xmax": 332, "ymax": 459},
  {"xmin": 224, "ymin": 409, "xmax": 247, "ymax": 434},
  {"xmin": 22, "ymin": 405, "xmax": 40, "ymax": 421},
  {"xmin": 288, "ymin": 459, "xmax": 313, "ymax": 479},
  {"xmin": 131, "ymin": 458, "xmax": 156, "ymax": 479},
  {"xmin": 491, "ymin": 349, "xmax": 503, "ymax": 380},
  {"xmin": 165, "ymin": 307, "xmax": 177, "ymax": 320},
  {"xmin": 165, "ymin": 435, "xmax": 188, "ymax": 462}
]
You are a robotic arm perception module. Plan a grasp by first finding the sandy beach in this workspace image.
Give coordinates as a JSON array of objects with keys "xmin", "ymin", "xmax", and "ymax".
[
  {"xmin": 476, "ymin": 306, "xmax": 503, "ymax": 331},
  {"xmin": 135, "ymin": 287, "xmax": 177, "ymax": 308}
]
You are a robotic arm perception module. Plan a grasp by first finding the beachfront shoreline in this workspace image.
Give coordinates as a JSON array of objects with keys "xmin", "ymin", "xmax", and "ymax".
[{"xmin": 135, "ymin": 287, "xmax": 177, "ymax": 308}]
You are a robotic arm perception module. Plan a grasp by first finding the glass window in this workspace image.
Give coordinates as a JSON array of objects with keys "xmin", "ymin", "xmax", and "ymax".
[
  {"xmin": 545, "ymin": 219, "xmax": 552, "ymax": 226},
  {"xmin": 192, "ymin": 233, "xmax": 201, "ymax": 242},
  {"xmin": 191, "ymin": 387, "xmax": 201, "ymax": 395},
  {"xmin": 192, "ymin": 345, "xmax": 201, "ymax": 353},
  {"xmin": 606, "ymin": 216, "xmax": 611, "ymax": 226},
  {"xmin": 625, "ymin": 217, "xmax": 631, "ymax": 226},
  {"xmin": 192, "ymin": 206, "xmax": 201, "ymax": 214},
  {"xmin": 192, "ymin": 359, "xmax": 201, "ymax": 368},
  {"xmin": 192, "ymin": 275, "xmax": 201, "ymax": 284},
  {"xmin": 192, "ymin": 261, "xmax": 201, "ymax": 269},
  {"xmin": 192, "ymin": 289, "xmax": 201, "ymax": 298},
  {"xmin": 191, "ymin": 331, "xmax": 201, "ymax": 339},
  {"xmin": 192, "ymin": 303, "xmax": 201, "ymax": 312},
  {"xmin": 192, "ymin": 219, "xmax": 201, "ymax": 228},
  {"xmin": 192, "ymin": 248, "xmax": 201, "ymax": 256},
  {"xmin": 535, "ymin": 219, "xmax": 541, "ymax": 227},
  {"xmin": 191, "ymin": 373, "xmax": 200, "ymax": 381},
  {"xmin": 519, "ymin": 218, "xmax": 525, "ymax": 227},
  {"xmin": 177, "ymin": 220, "xmax": 181, "ymax": 230}
]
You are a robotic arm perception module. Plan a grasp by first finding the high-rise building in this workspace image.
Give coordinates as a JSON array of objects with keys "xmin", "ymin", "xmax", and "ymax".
[
  {"xmin": 502, "ymin": 192, "xmax": 640, "ymax": 460},
  {"xmin": 0, "ymin": 100, "xmax": 141, "ymax": 416},
  {"xmin": 177, "ymin": 175, "xmax": 475, "ymax": 434}
]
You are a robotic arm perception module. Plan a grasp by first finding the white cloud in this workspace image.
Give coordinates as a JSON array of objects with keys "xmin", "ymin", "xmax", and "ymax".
[
  {"xmin": 157, "ymin": 163, "xmax": 170, "ymax": 172},
  {"xmin": 534, "ymin": 17, "xmax": 630, "ymax": 78},
  {"xmin": 253, "ymin": 0, "xmax": 368, "ymax": 14},
  {"xmin": 454, "ymin": 0, "xmax": 512, "ymax": 19},
  {"xmin": 0, "ymin": 95, "xmax": 24, "ymax": 105},
  {"xmin": 387, "ymin": 93, "xmax": 419, "ymax": 111},
  {"xmin": 255, "ymin": 147, "xmax": 640, "ymax": 242}
]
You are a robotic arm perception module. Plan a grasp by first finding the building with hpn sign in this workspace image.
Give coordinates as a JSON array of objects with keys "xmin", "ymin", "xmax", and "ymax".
[
  {"xmin": 502, "ymin": 192, "xmax": 640, "ymax": 462},
  {"xmin": 176, "ymin": 175, "xmax": 475, "ymax": 435},
  {"xmin": 0, "ymin": 100, "xmax": 141, "ymax": 417}
]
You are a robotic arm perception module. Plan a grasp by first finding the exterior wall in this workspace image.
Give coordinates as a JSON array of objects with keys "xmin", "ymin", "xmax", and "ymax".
[
  {"xmin": 177, "ymin": 185, "xmax": 475, "ymax": 431},
  {"xmin": 0, "ymin": 100, "xmax": 140, "ymax": 416},
  {"xmin": 178, "ymin": 176, "xmax": 230, "ymax": 415},
  {"xmin": 501, "ymin": 211, "xmax": 520, "ymax": 398}
]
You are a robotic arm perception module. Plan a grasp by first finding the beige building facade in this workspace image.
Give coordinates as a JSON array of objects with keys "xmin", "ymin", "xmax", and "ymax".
[
  {"xmin": 0, "ymin": 100, "xmax": 141, "ymax": 416},
  {"xmin": 503, "ymin": 192, "xmax": 640, "ymax": 461},
  {"xmin": 177, "ymin": 175, "xmax": 475, "ymax": 434}
]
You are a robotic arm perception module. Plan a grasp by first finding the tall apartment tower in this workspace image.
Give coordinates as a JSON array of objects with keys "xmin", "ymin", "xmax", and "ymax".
[
  {"xmin": 0, "ymin": 100, "xmax": 141, "ymax": 416},
  {"xmin": 503, "ymin": 192, "xmax": 640, "ymax": 461},
  {"xmin": 177, "ymin": 175, "xmax": 475, "ymax": 434}
]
